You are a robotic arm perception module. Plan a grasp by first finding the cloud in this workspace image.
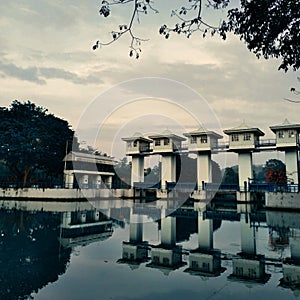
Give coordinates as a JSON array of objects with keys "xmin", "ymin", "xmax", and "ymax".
[
  {"xmin": 39, "ymin": 67, "xmax": 102, "ymax": 84},
  {"xmin": 0, "ymin": 61, "xmax": 103, "ymax": 85},
  {"xmin": 0, "ymin": 62, "xmax": 46, "ymax": 85}
]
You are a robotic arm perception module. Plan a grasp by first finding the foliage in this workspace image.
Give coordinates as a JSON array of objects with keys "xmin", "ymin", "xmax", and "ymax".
[
  {"xmin": 0, "ymin": 100, "xmax": 78, "ymax": 186},
  {"xmin": 144, "ymin": 164, "xmax": 160, "ymax": 183},
  {"xmin": 94, "ymin": 0, "xmax": 300, "ymax": 71},
  {"xmin": 263, "ymin": 159, "xmax": 287, "ymax": 184},
  {"xmin": 221, "ymin": 166, "xmax": 238, "ymax": 184},
  {"xmin": 113, "ymin": 155, "xmax": 221, "ymax": 188},
  {"xmin": 113, "ymin": 157, "xmax": 132, "ymax": 187},
  {"xmin": 223, "ymin": 0, "xmax": 300, "ymax": 71},
  {"xmin": 177, "ymin": 154, "xmax": 221, "ymax": 184}
]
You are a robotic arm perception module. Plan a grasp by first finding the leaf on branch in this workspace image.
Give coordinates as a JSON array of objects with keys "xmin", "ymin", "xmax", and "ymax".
[{"xmin": 99, "ymin": 5, "xmax": 110, "ymax": 17}]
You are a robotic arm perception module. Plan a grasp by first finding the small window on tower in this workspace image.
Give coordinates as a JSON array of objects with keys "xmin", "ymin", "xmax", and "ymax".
[
  {"xmin": 191, "ymin": 136, "xmax": 197, "ymax": 144},
  {"xmin": 232, "ymin": 134, "xmax": 239, "ymax": 142},
  {"xmin": 244, "ymin": 133, "xmax": 251, "ymax": 141},
  {"xmin": 278, "ymin": 131, "xmax": 284, "ymax": 138},
  {"xmin": 164, "ymin": 138, "xmax": 170, "ymax": 145},
  {"xmin": 200, "ymin": 136, "xmax": 208, "ymax": 143},
  {"xmin": 289, "ymin": 130, "xmax": 295, "ymax": 138}
]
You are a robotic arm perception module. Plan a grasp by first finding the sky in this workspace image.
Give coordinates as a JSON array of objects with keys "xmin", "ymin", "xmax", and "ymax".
[{"xmin": 0, "ymin": 0, "xmax": 299, "ymax": 167}]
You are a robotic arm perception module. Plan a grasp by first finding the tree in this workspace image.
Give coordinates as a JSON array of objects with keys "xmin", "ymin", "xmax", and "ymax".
[
  {"xmin": 0, "ymin": 101, "xmax": 78, "ymax": 187},
  {"xmin": 94, "ymin": 0, "xmax": 300, "ymax": 71},
  {"xmin": 221, "ymin": 166, "xmax": 238, "ymax": 184},
  {"xmin": 264, "ymin": 159, "xmax": 287, "ymax": 184},
  {"xmin": 113, "ymin": 157, "xmax": 132, "ymax": 187}
]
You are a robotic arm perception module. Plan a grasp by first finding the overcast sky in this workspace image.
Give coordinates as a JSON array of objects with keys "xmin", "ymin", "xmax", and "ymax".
[{"xmin": 0, "ymin": 0, "xmax": 298, "ymax": 166}]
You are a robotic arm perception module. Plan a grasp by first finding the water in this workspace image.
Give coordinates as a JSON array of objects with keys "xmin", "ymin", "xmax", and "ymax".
[{"xmin": 1, "ymin": 199, "xmax": 300, "ymax": 300}]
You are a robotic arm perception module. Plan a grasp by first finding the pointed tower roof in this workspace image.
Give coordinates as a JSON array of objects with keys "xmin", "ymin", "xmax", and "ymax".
[
  {"xmin": 183, "ymin": 126, "xmax": 222, "ymax": 139},
  {"xmin": 270, "ymin": 119, "xmax": 300, "ymax": 132},
  {"xmin": 122, "ymin": 133, "xmax": 152, "ymax": 143},
  {"xmin": 224, "ymin": 121, "xmax": 264, "ymax": 136},
  {"xmin": 148, "ymin": 130, "xmax": 186, "ymax": 141}
]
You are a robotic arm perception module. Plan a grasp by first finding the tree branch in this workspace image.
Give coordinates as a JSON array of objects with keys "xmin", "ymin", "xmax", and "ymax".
[{"xmin": 93, "ymin": 0, "xmax": 157, "ymax": 58}]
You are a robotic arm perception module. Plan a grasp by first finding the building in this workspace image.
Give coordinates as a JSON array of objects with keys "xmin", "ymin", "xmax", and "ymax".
[{"xmin": 63, "ymin": 151, "xmax": 115, "ymax": 189}]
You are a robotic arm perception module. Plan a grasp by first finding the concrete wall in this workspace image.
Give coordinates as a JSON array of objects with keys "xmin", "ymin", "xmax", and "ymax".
[
  {"xmin": 0, "ymin": 187, "xmax": 130, "ymax": 200},
  {"xmin": 232, "ymin": 258, "xmax": 265, "ymax": 279},
  {"xmin": 265, "ymin": 192, "xmax": 300, "ymax": 210}
]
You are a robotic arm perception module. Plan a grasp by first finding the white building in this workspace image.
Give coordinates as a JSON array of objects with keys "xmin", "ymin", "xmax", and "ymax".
[{"xmin": 63, "ymin": 151, "xmax": 115, "ymax": 189}]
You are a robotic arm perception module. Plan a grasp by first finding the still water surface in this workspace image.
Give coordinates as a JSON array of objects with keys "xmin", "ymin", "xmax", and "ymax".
[{"xmin": 1, "ymin": 199, "xmax": 300, "ymax": 300}]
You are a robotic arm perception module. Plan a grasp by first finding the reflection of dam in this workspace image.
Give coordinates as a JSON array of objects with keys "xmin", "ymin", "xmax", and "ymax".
[
  {"xmin": 59, "ymin": 210, "xmax": 113, "ymax": 248},
  {"xmin": 3, "ymin": 200, "xmax": 300, "ymax": 297},
  {"xmin": 115, "ymin": 200, "xmax": 300, "ymax": 292}
]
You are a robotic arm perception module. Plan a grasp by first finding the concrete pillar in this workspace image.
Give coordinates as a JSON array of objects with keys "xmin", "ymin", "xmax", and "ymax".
[
  {"xmin": 129, "ymin": 211, "xmax": 143, "ymax": 242},
  {"xmin": 198, "ymin": 212, "xmax": 213, "ymax": 250},
  {"xmin": 197, "ymin": 152, "xmax": 212, "ymax": 190},
  {"xmin": 92, "ymin": 175, "xmax": 102, "ymax": 189},
  {"xmin": 131, "ymin": 156, "xmax": 145, "ymax": 185},
  {"xmin": 80, "ymin": 174, "xmax": 89, "ymax": 188},
  {"xmin": 161, "ymin": 155, "xmax": 176, "ymax": 189},
  {"xmin": 92, "ymin": 210, "xmax": 100, "ymax": 221},
  {"xmin": 238, "ymin": 152, "xmax": 253, "ymax": 191},
  {"xmin": 77, "ymin": 212, "xmax": 86, "ymax": 224},
  {"xmin": 285, "ymin": 149, "xmax": 299, "ymax": 185},
  {"xmin": 64, "ymin": 173, "xmax": 74, "ymax": 189},
  {"xmin": 290, "ymin": 229, "xmax": 300, "ymax": 261},
  {"xmin": 240, "ymin": 213, "xmax": 256, "ymax": 254},
  {"xmin": 161, "ymin": 215, "xmax": 176, "ymax": 246},
  {"xmin": 62, "ymin": 212, "xmax": 72, "ymax": 227},
  {"xmin": 105, "ymin": 176, "xmax": 112, "ymax": 189}
]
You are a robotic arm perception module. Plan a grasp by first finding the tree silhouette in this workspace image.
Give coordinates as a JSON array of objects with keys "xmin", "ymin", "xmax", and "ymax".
[{"xmin": 0, "ymin": 101, "xmax": 79, "ymax": 186}]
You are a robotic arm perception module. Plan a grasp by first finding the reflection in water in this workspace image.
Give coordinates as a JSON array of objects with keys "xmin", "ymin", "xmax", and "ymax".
[
  {"xmin": 2, "ymin": 199, "xmax": 300, "ymax": 298},
  {"xmin": 0, "ymin": 210, "xmax": 71, "ymax": 300}
]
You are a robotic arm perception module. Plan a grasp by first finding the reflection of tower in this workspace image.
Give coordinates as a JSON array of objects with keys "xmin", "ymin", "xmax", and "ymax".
[
  {"xmin": 185, "ymin": 209, "xmax": 224, "ymax": 277},
  {"xmin": 147, "ymin": 209, "xmax": 185, "ymax": 275},
  {"xmin": 240, "ymin": 213, "xmax": 256, "ymax": 254},
  {"xmin": 229, "ymin": 210, "xmax": 270, "ymax": 283},
  {"xmin": 281, "ymin": 228, "xmax": 300, "ymax": 289},
  {"xmin": 266, "ymin": 211, "xmax": 300, "ymax": 291},
  {"xmin": 118, "ymin": 211, "xmax": 149, "ymax": 269}
]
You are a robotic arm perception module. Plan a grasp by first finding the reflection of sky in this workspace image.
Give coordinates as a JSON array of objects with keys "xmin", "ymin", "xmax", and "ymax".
[{"xmin": 30, "ymin": 216, "xmax": 297, "ymax": 300}]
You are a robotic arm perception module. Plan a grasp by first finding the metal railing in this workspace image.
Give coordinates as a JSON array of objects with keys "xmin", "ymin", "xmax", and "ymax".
[
  {"xmin": 0, "ymin": 181, "xmax": 63, "ymax": 189},
  {"xmin": 133, "ymin": 182, "xmax": 161, "ymax": 189},
  {"xmin": 205, "ymin": 183, "xmax": 239, "ymax": 191},
  {"xmin": 258, "ymin": 139, "xmax": 276, "ymax": 147},
  {"xmin": 249, "ymin": 183, "xmax": 299, "ymax": 192}
]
